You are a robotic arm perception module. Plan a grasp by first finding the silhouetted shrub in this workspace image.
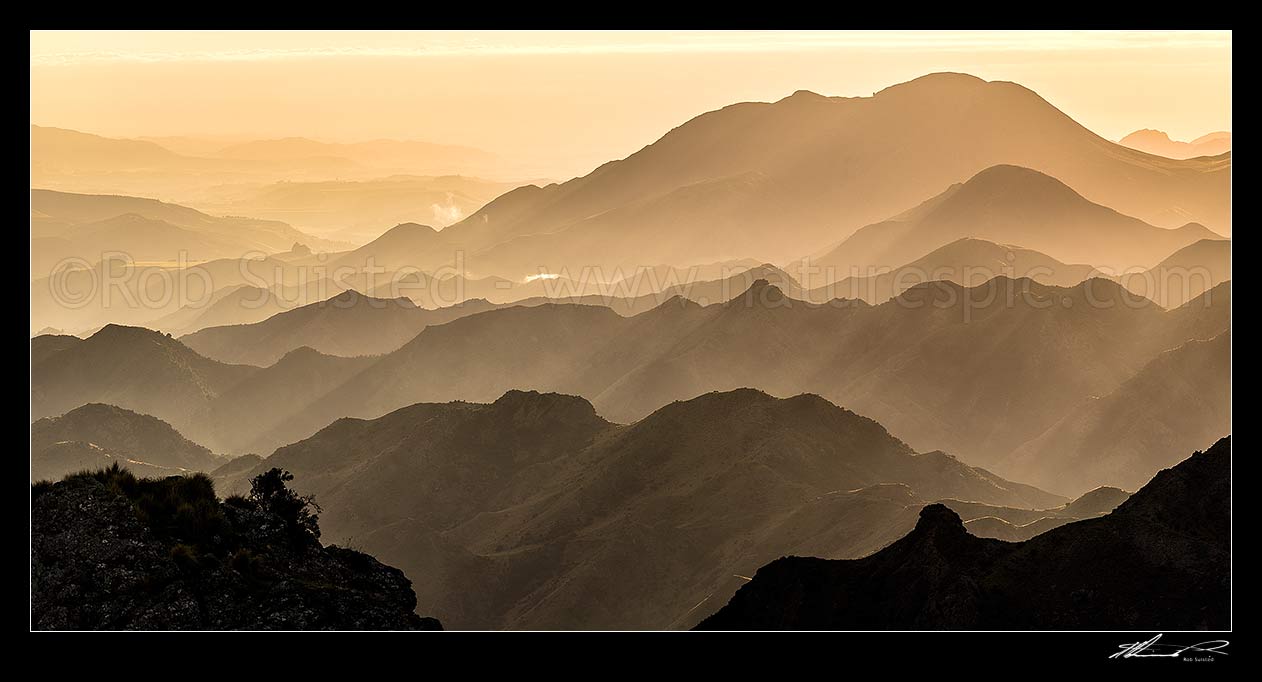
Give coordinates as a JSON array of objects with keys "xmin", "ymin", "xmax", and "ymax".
[
  {"xmin": 66, "ymin": 462, "xmax": 234, "ymax": 554},
  {"xmin": 248, "ymin": 468, "xmax": 322, "ymax": 542},
  {"xmin": 223, "ymin": 494, "xmax": 255, "ymax": 510},
  {"xmin": 32, "ymin": 480, "xmax": 54, "ymax": 500}
]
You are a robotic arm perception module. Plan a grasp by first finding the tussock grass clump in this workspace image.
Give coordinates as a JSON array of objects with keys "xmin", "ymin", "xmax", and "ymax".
[{"xmin": 65, "ymin": 462, "xmax": 234, "ymax": 554}]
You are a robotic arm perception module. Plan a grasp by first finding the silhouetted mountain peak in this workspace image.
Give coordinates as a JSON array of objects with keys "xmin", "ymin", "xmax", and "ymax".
[
  {"xmin": 875, "ymin": 72, "xmax": 989, "ymax": 97},
  {"xmin": 387, "ymin": 221, "xmax": 440, "ymax": 235},
  {"xmin": 914, "ymin": 503, "xmax": 967, "ymax": 535},
  {"xmin": 781, "ymin": 89, "xmax": 832, "ymax": 103},
  {"xmin": 948, "ymin": 165, "xmax": 1083, "ymax": 207},
  {"xmin": 324, "ymin": 289, "xmax": 416, "ymax": 309},
  {"xmin": 276, "ymin": 346, "xmax": 329, "ymax": 362},
  {"xmin": 724, "ymin": 278, "xmax": 788, "ymax": 308},
  {"xmin": 90, "ymin": 323, "xmax": 174, "ymax": 344},
  {"xmin": 1174, "ymin": 221, "xmax": 1216, "ymax": 235},
  {"xmin": 490, "ymin": 389, "xmax": 602, "ymax": 426},
  {"xmin": 1125, "ymin": 129, "xmax": 1173, "ymax": 143},
  {"xmin": 699, "ymin": 437, "xmax": 1230, "ymax": 630},
  {"xmin": 648, "ymin": 294, "xmax": 705, "ymax": 313}
]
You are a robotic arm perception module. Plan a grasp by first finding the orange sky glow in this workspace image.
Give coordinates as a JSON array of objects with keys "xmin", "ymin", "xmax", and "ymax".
[{"xmin": 31, "ymin": 30, "xmax": 1231, "ymax": 180}]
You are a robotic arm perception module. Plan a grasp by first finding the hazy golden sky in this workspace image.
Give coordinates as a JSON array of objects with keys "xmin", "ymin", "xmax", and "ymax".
[{"xmin": 31, "ymin": 30, "xmax": 1231, "ymax": 179}]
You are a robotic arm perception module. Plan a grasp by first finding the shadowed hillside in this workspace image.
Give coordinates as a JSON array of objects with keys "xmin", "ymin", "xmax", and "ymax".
[
  {"xmin": 803, "ymin": 165, "xmax": 1222, "ymax": 281},
  {"xmin": 215, "ymin": 388, "xmax": 1063, "ymax": 629},
  {"xmin": 697, "ymin": 437, "xmax": 1230, "ymax": 630},
  {"xmin": 32, "ymin": 403, "xmax": 229, "ymax": 481}
]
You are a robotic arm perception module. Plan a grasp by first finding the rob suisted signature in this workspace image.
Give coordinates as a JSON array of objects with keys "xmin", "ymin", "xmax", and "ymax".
[{"xmin": 1111, "ymin": 634, "xmax": 1229, "ymax": 660}]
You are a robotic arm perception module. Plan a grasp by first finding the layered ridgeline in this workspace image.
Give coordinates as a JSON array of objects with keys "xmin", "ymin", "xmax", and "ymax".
[
  {"xmin": 248, "ymin": 278, "xmax": 1229, "ymax": 476},
  {"xmin": 213, "ymin": 388, "xmax": 1065, "ymax": 630},
  {"xmin": 31, "ymin": 125, "xmax": 501, "ymax": 206},
  {"xmin": 1119, "ymin": 129, "xmax": 1232, "ymax": 160},
  {"xmin": 185, "ymin": 175, "xmax": 519, "ymax": 244},
  {"xmin": 333, "ymin": 73, "xmax": 1228, "ymax": 279},
  {"xmin": 32, "ymin": 465, "xmax": 441, "ymax": 630},
  {"xmin": 801, "ymin": 165, "xmax": 1222, "ymax": 284},
  {"xmin": 805, "ymin": 237, "xmax": 1103, "ymax": 305},
  {"xmin": 179, "ymin": 290, "xmax": 483, "ymax": 366},
  {"xmin": 30, "ymin": 188, "xmax": 346, "ymax": 274},
  {"xmin": 697, "ymin": 437, "xmax": 1230, "ymax": 630},
  {"xmin": 31, "ymin": 403, "xmax": 230, "ymax": 482},
  {"xmin": 947, "ymin": 485, "xmax": 1131, "ymax": 543},
  {"xmin": 1005, "ymin": 330, "xmax": 1230, "ymax": 495},
  {"xmin": 179, "ymin": 265, "xmax": 802, "ymax": 365},
  {"xmin": 33, "ymin": 74, "xmax": 1232, "ymax": 337},
  {"xmin": 30, "ymin": 253, "xmax": 338, "ymax": 336},
  {"xmin": 31, "ymin": 276, "xmax": 1230, "ymax": 488},
  {"xmin": 29, "ymin": 327, "xmax": 372, "ymax": 455},
  {"xmin": 1121, "ymin": 239, "xmax": 1231, "ymax": 309}
]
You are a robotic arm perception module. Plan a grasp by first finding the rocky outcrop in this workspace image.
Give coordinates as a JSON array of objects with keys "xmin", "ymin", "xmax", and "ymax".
[
  {"xmin": 697, "ymin": 436, "xmax": 1230, "ymax": 630},
  {"xmin": 31, "ymin": 470, "xmax": 441, "ymax": 630}
]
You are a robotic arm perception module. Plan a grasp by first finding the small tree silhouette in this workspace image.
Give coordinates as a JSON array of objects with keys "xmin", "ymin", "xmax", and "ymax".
[{"xmin": 248, "ymin": 468, "xmax": 322, "ymax": 542}]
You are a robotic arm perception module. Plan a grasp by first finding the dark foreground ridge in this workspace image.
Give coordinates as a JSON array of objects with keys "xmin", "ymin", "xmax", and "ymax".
[
  {"xmin": 31, "ymin": 465, "xmax": 441, "ymax": 630},
  {"xmin": 696, "ymin": 436, "xmax": 1230, "ymax": 630}
]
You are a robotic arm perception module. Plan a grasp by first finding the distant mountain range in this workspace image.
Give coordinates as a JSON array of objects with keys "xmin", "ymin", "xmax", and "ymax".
[
  {"xmin": 1119, "ymin": 129, "xmax": 1232, "ymax": 160},
  {"xmin": 1121, "ymin": 239, "xmax": 1231, "ymax": 308},
  {"xmin": 385, "ymin": 73, "xmax": 1229, "ymax": 279},
  {"xmin": 802, "ymin": 164, "xmax": 1222, "ymax": 281},
  {"xmin": 180, "ymin": 175, "xmax": 520, "ymax": 243},
  {"xmin": 948, "ymin": 485, "xmax": 1132, "ymax": 542},
  {"xmin": 29, "ymin": 189, "xmax": 349, "ymax": 302},
  {"xmin": 232, "ymin": 277, "xmax": 1222, "ymax": 473},
  {"xmin": 211, "ymin": 388, "xmax": 1065, "ymax": 629},
  {"xmin": 177, "ymin": 265, "xmax": 802, "ymax": 366},
  {"xmin": 31, "ymin": 188, "xmax": 348, "ymax": 255},
  {"xmin": 32, "ymin": 74, "xmax": 1232, "ymax": 341},
  {"xmin": 31, "ymin": 125, "xmax": 504, "ymax": 199},
  {"xmin": 806, "ymin": 236, "xmax": 1103, "ymax": 304},
  {"xmin": 31, "ymin": 403, "xmax": 229, "ymax": 481},
  {"xmin": 27, "ymin": 69, "xmax": 1232, "ymax": 634},
  {"xmin": 30, "ymin": 251, "xmax": 349, "ymax": 335},
  {"xmin": 31, "ymin": 325, "xmax": 256, "ymax": 430},
  {"xmin": 31, "ymin": 276, "xmax": 1229, "ymax": 492},
  {"xmin": 179, "ymin": 289, "xmax": 474, "ymax": 366},
  {"xmin": 697, "ymin": 436, "xmax": 1230, "ymax": 630}
]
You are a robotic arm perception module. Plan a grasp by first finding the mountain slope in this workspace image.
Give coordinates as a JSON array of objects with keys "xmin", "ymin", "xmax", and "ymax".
[
  {"xmin": 185, "ymin": 175, "xmax": 518, "ymax": 243},
  {"xmin": 218, "ymin": 389, "xmax": 1063, "ymax": 630},
  {"xmin": 1123, "ymin": 239, "xmax": 1231, "ymax": 308},
  {"xmin": 183, "ymin": 348, "xmax": 377, "ymax": 454},
  {"xmin": 179, "ymin": 290, "xmax": 496, "ymax": 366},
  {"xmin": 1003, "ymin": 331, "xmax": 1230, "ymax": 495},
  {"xmin": 31, "ymin": 125, "xmax": 181, "ymax": 170},
  {"xmin": 164, "ymin": 276, "xmax": 1230, "ymax": 476},
  {"xmin": 179, "ymin": 264, "xmax": 803, "ymax": 365},
  {"xmin": 805, "ymin": 165, "xmax": 1222, "ymax": 279},
  {"xmin": 30, "ymin": 189, "xmax": 343, "ymax": 255},
  {"xmin": 411, "ymin": 73, "xmax": 1228, "ymax": 278},
  {"xmin": 806, "ymin": 237, "xmax": 1102, "ymax": 304},
  {"xmin": 33, "ymin": 213, "xmax": 251, "ymax": 266},
  {"xmin": 41, "ymin": 277, "xmax": 1228, "ymax": 489},
  {"xmin": 30, "ymin": 324, "xmax": 258, "ymax": 429},
  {"xmin": 32, "ymin": 403, "xmax": 225, "ymax": 480},
  {"xmin": 697, "ymin": 437, "xmax": 1230, "ymax": 630}
]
